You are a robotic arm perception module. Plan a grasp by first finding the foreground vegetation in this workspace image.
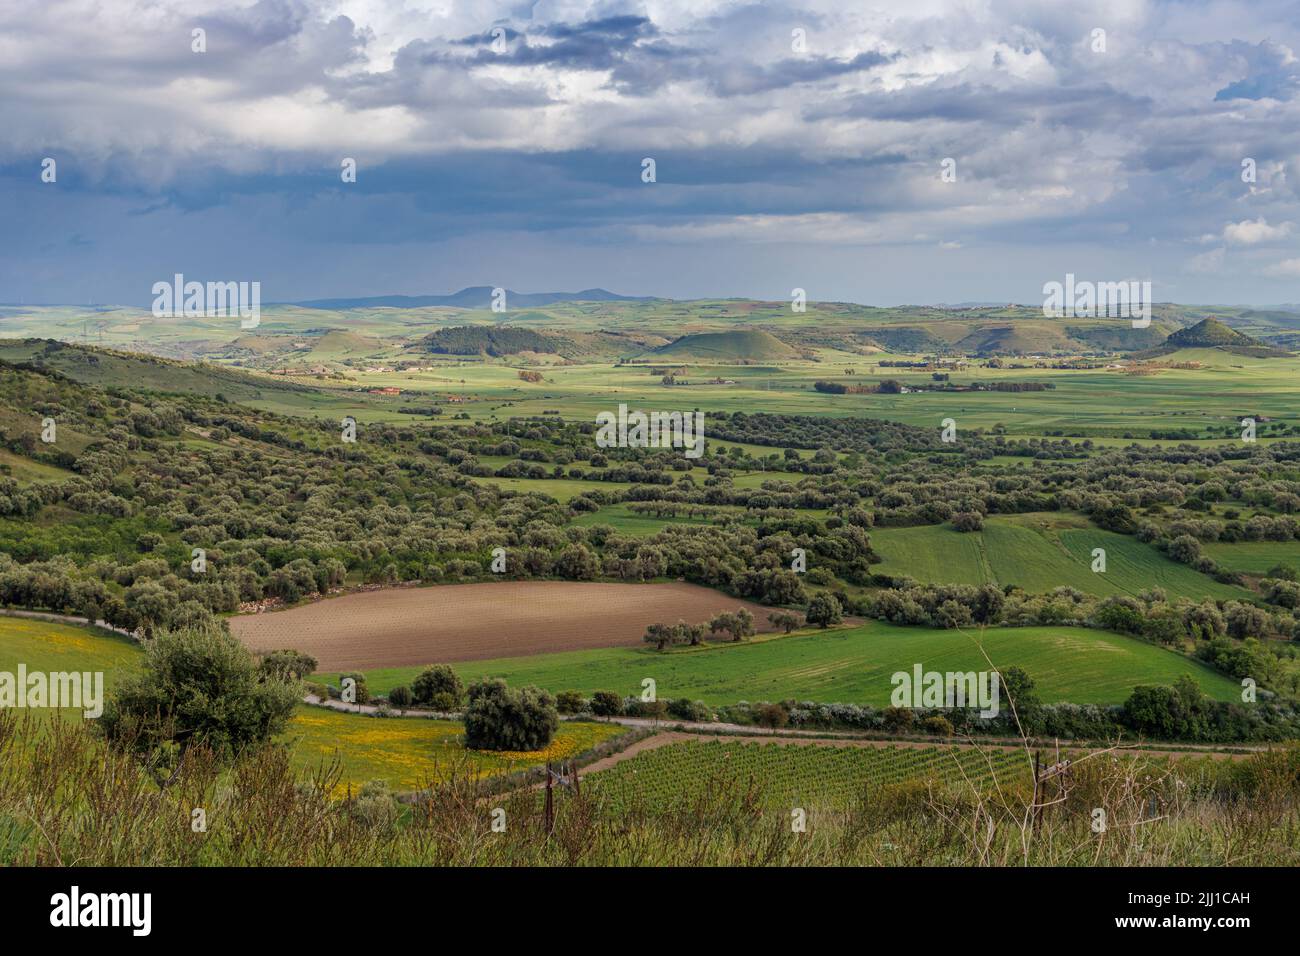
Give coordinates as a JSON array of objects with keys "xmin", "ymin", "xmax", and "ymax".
[{"xmin": 3, "ymin": 710, "xmax": 1298, "ymax": 866}]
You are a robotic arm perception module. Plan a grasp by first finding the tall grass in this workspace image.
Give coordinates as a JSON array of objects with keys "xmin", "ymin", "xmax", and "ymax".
[{"xmin": 2, "ymin": 711, "xmax": 1298, "ymax": 866}]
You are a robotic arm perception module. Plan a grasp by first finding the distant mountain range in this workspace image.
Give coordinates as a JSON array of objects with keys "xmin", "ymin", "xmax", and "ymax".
[{"xmin": 288, "ymin": 287, "xmax": 655, "ymax": 310}]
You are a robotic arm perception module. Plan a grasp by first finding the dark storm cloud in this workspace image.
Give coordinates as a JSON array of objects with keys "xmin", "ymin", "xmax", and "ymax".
[{"xmin": 2, "ymin": 0, "xmax": 1300, "ymax": 306}]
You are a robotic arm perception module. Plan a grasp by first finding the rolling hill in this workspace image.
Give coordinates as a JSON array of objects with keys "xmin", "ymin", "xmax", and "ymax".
[
  {"xmin": 1164, "ymin": 318, "xmax": 1260, "ymax": 349},
  {"xmin": 420, "ymin": 325, "xmax": 581, "ymax": 358},
  {"xmin": 645, "ymin": 329, "xmax": 800, "ymax": 361},
  {"xmin": 0, "ymin": 338, "xmax": 319, "ymax": 403}
]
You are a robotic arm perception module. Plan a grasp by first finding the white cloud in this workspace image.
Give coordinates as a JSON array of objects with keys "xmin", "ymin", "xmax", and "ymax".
[
  {"xmin": 1223, "ymin": 218, "xmax": 1294, "ymax": 244},
  {"xmin": 1260, "ymin": 257, "xmax": 1300, "ymax": 277},
  {"xmin": 1185, "ymin": 247, "xmax": 1226, "ymax": 273}
]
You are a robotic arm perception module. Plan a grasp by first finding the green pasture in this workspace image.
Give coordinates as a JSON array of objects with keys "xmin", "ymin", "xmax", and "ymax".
[
  {"xmin": 870, "ymin": 514, "xmax": 1252, "ymax": 601},
  {"xmin": 351, "ymin": 619, "xmax": 1241, "ymax": 707}
]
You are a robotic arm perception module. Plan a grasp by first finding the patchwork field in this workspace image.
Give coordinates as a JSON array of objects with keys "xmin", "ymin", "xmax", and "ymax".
[
  {"xmin": 229, "ymin": 581, "xmax": 778, "ymax": 671},
  {"xmin": 871, "ymin": 514, "xmax": 1252, "ymax": 601},
  {"xmin": 353, "ymin": 620, "xmax": 1241, "ymax": 706}
]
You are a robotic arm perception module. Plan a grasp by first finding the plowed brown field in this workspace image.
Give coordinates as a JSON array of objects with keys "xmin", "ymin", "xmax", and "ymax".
[{"xmin": 228, "ymin": 581, "xmax": 778, "ymax": 671}]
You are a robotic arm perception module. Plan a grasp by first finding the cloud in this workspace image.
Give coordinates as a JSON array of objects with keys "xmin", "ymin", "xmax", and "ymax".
[
  {"xmin": 1261, "ymin": 257, "xmax": 1300, "ymax": 277},
  {"xmin": 1185, "ymin": 247, "xmax": 1226, "ymax": 274},
  {"xmin": 1223, "ymin": 218, "xmax": 1293, "ymax": 245},
  {"xmin": 1214, "ymin": 40, "xmax": 1300, "ymax": 101},
  {"xmin": 2, "ymin": 0, "xmax": 1300, "ymax": 304}
]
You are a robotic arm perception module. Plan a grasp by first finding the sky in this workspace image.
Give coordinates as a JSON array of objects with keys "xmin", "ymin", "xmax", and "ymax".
[{"xmin": 2, "ymin": 0, "xmax": 1300, "ymax": 307}]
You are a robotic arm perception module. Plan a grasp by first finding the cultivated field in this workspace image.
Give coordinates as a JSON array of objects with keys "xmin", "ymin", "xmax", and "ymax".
[
  {"xmin": 228, "ymin": 581, "xmax": 777, "ymax": 671},
  {"xmin": 580, "ymin": 738, "xmax": 1033, "ymax": 812}
]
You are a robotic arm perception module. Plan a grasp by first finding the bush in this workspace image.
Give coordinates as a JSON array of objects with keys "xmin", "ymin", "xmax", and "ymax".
[
  {"xmin": 100, "ymin": 625, "xmax": 300, "ymax": 761},
  {"xmin": 768, "ymin": 611, "xmax": 801, "ymax": 633},
  {"xmin": 339, "ymin": 672, "xmax": 372, "ymax": 705},
  {"xmin": 754, "ymin": 702, "xmax": 789, "ymax": 730},
  {"xmin": 951, "ymin": 511, "xmax": 984, "ymax": 532},
  {"xmin": 882, "ymin": 706, "xmax": 915, "ymax": 733},
  {"xmin": 921, "ymin": 715, "xmax": 954, "ymax": 736},
  {"xmin": 556, "ymin": 690, "xmax": 587, "ymax": 714},
  {"xmin": 1168, "ymin": 534, "xmax": 1202, "ymax": 565},
  {"xmin": 463, "ymin": 679, "xmax": 559, "ymax": 751},
  {"xmin": 806, "ymin": 592, "xmax": 843, "ymax": 628},
  {"xmin": 412, "ymin": 664, "xmax": 463, "ymax": 708},
  {"xmin": 666, "ymin": 698, "xmax": 711, "ymax": 722},
  {"xmin": 257, "ymin": 648, "xmax": 318, "ymax": 682},
  {"xmin": 429, "ymin": 692, "xmax": 461, "ymax": 712},
  {"xmin": 387, "ymin": 685, "xmax": 413, "ymax": 710},
  {"xmin": 590, "ymin": 690, "xmax": 624, "ymax": 717}
]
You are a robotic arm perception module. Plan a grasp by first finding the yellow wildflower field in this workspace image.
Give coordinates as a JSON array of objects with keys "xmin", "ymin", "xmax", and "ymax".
[{"xmin": 282, "ymin": 706, "xmax": 626, "ymax": 794}]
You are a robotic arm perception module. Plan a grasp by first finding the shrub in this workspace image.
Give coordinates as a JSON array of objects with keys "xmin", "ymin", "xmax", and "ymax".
[
  {"xmin": 1168, "ymin": 534, "xmax": 1202, "ymax": 565},
  {"xmin": 412, "ymin": 664, "xmax": 464, "ymax": 708},
  {"xmin": 339, "ymin": 672, "xmax": 372, "ymax": 705},
  {"xmin": 806, "ymin": 592, "xmax": 843, "ymax": 628},
  {"xmin": 463, "ymin": 679, "xmax": 559, "ymax": 751},
  {"xmin": 882, "ymin": 706, "xmax": 915, "ymax": 733},
  {"xmin": 387, "ymin": 685, "xmax": 413, "ymax": 711},
  {"xmin": 556, "ymin": 690, "xmax": 587, "ymax": 714},
  {"xmin": 768, "ymin": 611, "xmax": 801, "ymax": 633},
  {"xmin": 666, "ymin": 698, "xmax": 711, "ymax": 722},
  {"xmin": 257, "ymin": 648, "xmax": 318, "ymax": 682},
  {"xmin": 590, "ymin": 690, "xmax": 624, "ymax": 717},
  {"xmin": 754, "ymin": 702, "xmax": 788, "ymax": 730},
  {"xmin": 99, "ymin": 625, "xmax": 300, "ymax": 761},
  {"xmin": 921, "ymin": 715, "xmax": 954, "ymax": 737}
]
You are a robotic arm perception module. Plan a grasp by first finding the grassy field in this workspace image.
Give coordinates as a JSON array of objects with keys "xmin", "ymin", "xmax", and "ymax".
[
  {"xmin": 354, "ymin": 620, "xmax": 1241, "ymax": 706},
  {"xmin": 1204, "ymin": 540, "xmax": 1300, "ymax": 575},
  {"xmin": 569, "ymin": 503, "xmax": 724, "ymax": 535},
  {"xmin": 0, "ymin": 615, "xmax": 142, "ymax": 716},
  {"xmin": 0, "ymin": 449, "xmax": 74, "ymax": 483},
  {"xmin": 468, "ymin": 474, "xmax": 636, "ymax": 501},
  {"xmin": 870, "ymin": 514, "xmax": 1252, "ymax": 601}
]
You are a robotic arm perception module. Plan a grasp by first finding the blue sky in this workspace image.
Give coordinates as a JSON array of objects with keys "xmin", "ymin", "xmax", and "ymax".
[{"xmin": 2, "ymin": 0, "xmax": 1300, "ymax": 306}]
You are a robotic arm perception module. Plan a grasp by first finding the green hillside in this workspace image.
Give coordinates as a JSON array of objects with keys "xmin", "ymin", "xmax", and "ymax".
[
  {"xmin": 353, "ymin": 620, "xmax": 1242, "ymax": 706},
  {"xmin": 0, "ymin": 338, "xmax": 317, "ymax": 403},
  {"xmin": 647, "ymin": 329, "xmax": 800, "ymax": 361},
  {"xmin": 870, "ymin": 515, "xmax": 1251, "ymax": 601},
  {"xmin": 421, "ymin": 325, "xmax": 580, "ymax": 357},
  {"xmin": 1165, "ymin": 318, "xmax": 1259, "ymax": 349}
]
